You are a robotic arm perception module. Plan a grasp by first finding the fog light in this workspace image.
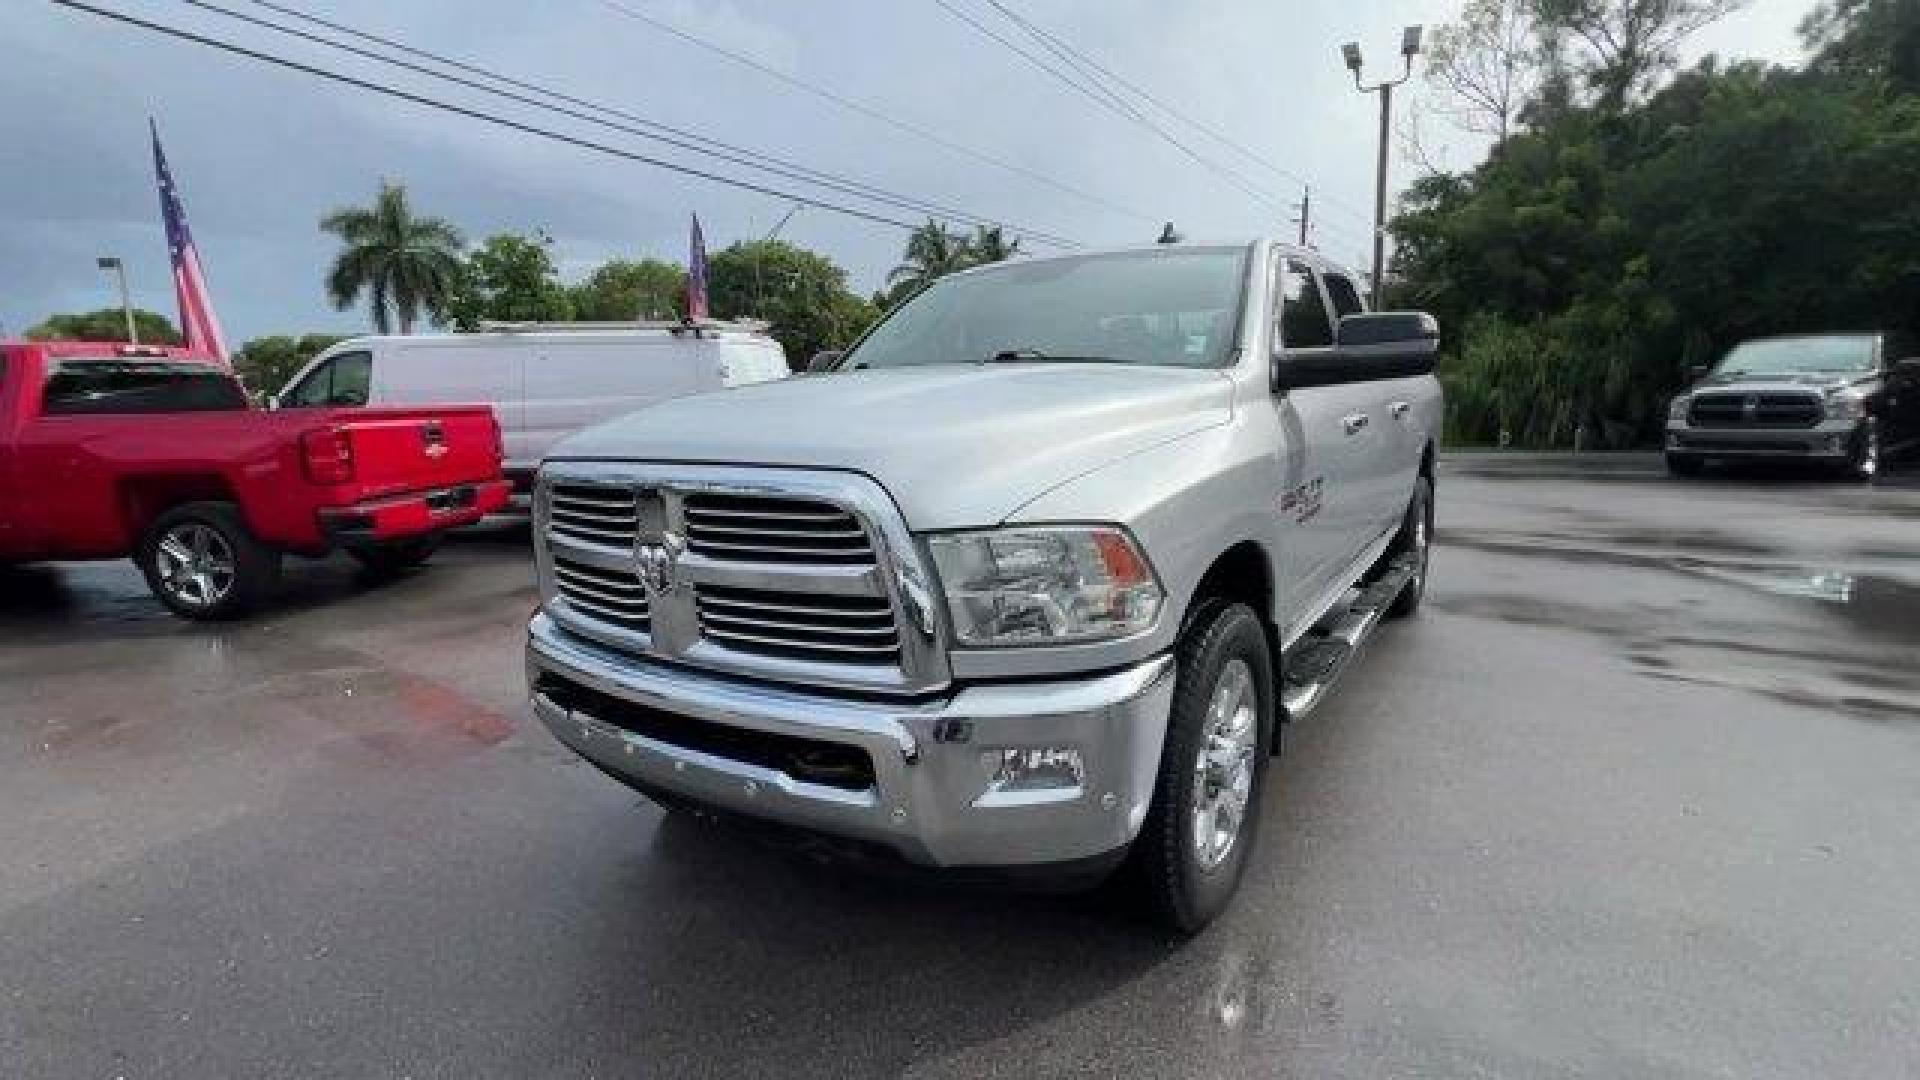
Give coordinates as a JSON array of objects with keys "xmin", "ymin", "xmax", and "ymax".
[{"xmin": 980, "ymin": 746, "xmax": 1085, "ymax": 795}]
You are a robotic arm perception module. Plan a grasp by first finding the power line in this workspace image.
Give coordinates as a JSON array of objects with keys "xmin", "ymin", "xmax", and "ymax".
[
  {"xmin": 980, "ymin": 0, "xmax": 1379, "ymax": 230},
  {"xmin": 926, "ymin": 0, "xmax": 1143, "ymax": 123},
  {"xmin": 186, "ymin": 0, "xmax": 1078, "ymax": 247},
  {"xmin": 932, "ymin": 0, "xmax": 1288, "ymax": 214},
  {"xmin": 590, "ymin": 0, "xmax": 1153, "ymax": 226},
  {"xmin": 51, "ymin": 0, "xmax": 945, "ymax": 235}
]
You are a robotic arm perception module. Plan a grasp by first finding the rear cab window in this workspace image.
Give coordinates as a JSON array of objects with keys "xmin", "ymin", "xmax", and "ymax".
[
  {"xmin": 1276, "ymin": 259, "xmax": 1335, "ymax": 351},
  {"xmin": 1322, "ymin": 273, "xmax": 1366, "ymax": 318},
  {"xmin": 283, "ymin": 351, "xmax": 372, "ymax": 408},
  {"xmin": 40, "ymin": 359, "xmax": 248, "ymax": 415}
]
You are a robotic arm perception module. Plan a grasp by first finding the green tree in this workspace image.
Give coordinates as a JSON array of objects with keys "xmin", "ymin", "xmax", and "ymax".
[
  {"xmin": 442, "ymin": 231, "xmax": 574, "ymax": 330},
  {"xmin": 231, "ymin": 333, "xmax": 349, "ymax": 400},
  {"xmin": 707, "ymin": 240, "xmax": 877, "ymax": 369},
  {"xmin": 27, "ymin": 308, "xmax": 181, "ymax": 345},
  {"xmin": 321, "ymin": 181, "xmax": 464, "ymax": 334},
  {"xmin": 569, "ymin": 258, "xmax": 686, "ymax": 320},
  {"xmin": 886, "ymin": 219, "xmax": 974, "ymax": 300},
  {"xmin": 1393, "ymin": 0, "xmax": 1920, "ymax": 449},
  {"xmin": 1535, "ymin": 0, "xmax": 1745, "ymax": 110},
  {"xmin": 968, "ymin": 224, "xmax": 1022, "ymax": 264}
]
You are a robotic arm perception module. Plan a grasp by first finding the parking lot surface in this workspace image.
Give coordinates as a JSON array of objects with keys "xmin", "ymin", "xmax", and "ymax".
[{"xmin": 3, "ymin": 457, "xmax": 1917, "ymax": 1078}]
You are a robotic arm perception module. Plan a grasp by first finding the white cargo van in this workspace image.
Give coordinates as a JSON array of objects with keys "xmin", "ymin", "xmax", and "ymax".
[{"xmin": 274, "ymin": 323, "xmax": 789, "ymax": 498}]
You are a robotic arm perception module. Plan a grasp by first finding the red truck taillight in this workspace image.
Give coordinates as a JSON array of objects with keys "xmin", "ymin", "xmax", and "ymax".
[{"xmin": 301, "ymin": 427, "xmax": 355, "ymax": 485}]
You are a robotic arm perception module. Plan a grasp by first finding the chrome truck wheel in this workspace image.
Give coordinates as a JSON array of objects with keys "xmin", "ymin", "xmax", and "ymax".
[
  {"xmin": 155, "ymin": 522, "xmax": 237, "ymax": 608},
  {"xmin": 1191, "ymin": 658, "xmax": 1258, "ymax": 870},
  {"xmin": 1128, "ymin": 601, "xmax": 1274, "ymax": 934},
  {"xmin": 136, "ymin": 502, "xmax": 280, "ymax": 621}
]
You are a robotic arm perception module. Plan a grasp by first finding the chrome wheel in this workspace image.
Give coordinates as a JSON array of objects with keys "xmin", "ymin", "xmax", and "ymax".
[
  {"xmin": 1191, "ymin": 657, "xmax": 1258, "ymax": 870},
  {"xmin": 154, "ymin": 522, "xmax": 237, "ymax": 609}
]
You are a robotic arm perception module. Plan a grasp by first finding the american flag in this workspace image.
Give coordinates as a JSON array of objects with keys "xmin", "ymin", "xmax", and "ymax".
[
  {"xmin": 686, "ymin": 213, "xmax": 709, "ymax": 322},
  {"xmin": 151, "ymin": 120, "xmax": 228, "ymax": 360}
]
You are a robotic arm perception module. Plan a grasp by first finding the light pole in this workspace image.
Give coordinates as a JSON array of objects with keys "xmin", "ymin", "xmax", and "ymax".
[
  {"xmin": 97, "ymin": 256, "xmax": 137, "ymax": 344},
  {"xmin": 1342, "ymin": 25, "xmax": 1422, "ymax": 309}
]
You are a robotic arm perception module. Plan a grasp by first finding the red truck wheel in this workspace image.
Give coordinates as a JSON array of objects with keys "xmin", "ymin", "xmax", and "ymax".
[{"xmin": 136, "ymin": 502, "xmax": 281, "ymax": 620}]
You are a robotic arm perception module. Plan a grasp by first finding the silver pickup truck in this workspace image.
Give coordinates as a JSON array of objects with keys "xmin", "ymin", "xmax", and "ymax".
[{"xmin": 525, "ymin": 240, "xmax": 1442, "ymax": 930}]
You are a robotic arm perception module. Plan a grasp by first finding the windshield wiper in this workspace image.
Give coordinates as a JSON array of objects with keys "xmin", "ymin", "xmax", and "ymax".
[{"xmin": 984, "ymin": 348, "xmax": 1121, "ymax": 364}]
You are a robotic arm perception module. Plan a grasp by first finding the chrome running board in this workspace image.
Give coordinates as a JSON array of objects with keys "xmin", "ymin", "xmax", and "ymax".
[{"xmin": 1279, "ymin": 551, "xmax": 1419, "ymax": 722}]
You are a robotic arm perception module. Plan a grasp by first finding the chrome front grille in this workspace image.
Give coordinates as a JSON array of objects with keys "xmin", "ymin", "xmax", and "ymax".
[
  {"xmin": 548, "ymin": 484, "xmax": 639, "ymax": 547},
  {"xmin": 535, "ymin": 465, "xmax": 946, "ymax": 694},
  {"xmin": 697, "ymin": 584, "xmax": 900, "ymax": 665},
  {"xmin": 551, "ymin": 555, "xmax": 650, "ymax": 633},
  {"xmin": 683, "ymin": 492, "xmax": 874, "ymax": 563}
]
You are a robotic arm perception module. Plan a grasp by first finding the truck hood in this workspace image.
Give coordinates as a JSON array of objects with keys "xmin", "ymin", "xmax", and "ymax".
[
  {"xmin": 549, "ymin": 364, "xmax": 1235, "ymax": 529},
  {"xmin": 1695, "ymin": 371, "xmax": 1877, "ymax": 393}
]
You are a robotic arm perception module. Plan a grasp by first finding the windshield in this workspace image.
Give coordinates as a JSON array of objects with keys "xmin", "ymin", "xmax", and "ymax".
[
  {"xmin": 844, "ymin": 246, "xmax": 1248, "ymax": 370},
  {"xmin": 1715, "ymin": 336, "xmax": 1876, "ymax": 375}
]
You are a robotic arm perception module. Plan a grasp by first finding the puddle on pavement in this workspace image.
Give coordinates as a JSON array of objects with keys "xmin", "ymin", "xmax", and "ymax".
[{"xmin": 1438, "ymin": 530, "xmax": 1920, "ymax": 721}]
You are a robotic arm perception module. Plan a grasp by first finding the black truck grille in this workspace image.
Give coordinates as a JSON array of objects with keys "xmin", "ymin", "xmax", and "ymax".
[{"xmin": 1689, "ymin": 392, "xmax": 1822, "ymax": 429}]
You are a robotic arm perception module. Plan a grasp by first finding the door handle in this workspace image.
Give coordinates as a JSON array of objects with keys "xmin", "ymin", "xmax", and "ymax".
[
  {"xmin": 1389, "ymin": 400, "xmax": 1412, "ymax": 418},
  {"xmin": 1341, "ymin": 413, "xmax": 1370, "ymax": 436}
]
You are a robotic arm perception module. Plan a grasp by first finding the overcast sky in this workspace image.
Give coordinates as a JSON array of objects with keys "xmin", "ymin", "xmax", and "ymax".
[{"xmin": 2, "ymin": 0, "xmax": 1809, "ymax": 343}]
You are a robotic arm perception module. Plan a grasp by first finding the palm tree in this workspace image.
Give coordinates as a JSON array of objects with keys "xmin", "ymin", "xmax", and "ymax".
[
  {"xmin": 320, "ymin": 182, "xmax": 464, "ymax": 334},
  {"xmin": 886, "ymin": 219, "xmax": 974, "ymax": 297},
  {"xmin": 968, "ymin": 224, "xmax": 1022, "ymax": 264}
]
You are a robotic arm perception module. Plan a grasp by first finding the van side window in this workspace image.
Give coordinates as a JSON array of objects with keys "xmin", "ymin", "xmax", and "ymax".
[
  {"xmin": 284, "ymin": 351, "xmax": 371, "ymax": 407},
  {"xmin": 1277, "ymin": 260, "xmax": 1334, "ymax": 350},
  {"xmin": 1323, "ymin": 273, "xmax": 1365, "ymax": 317}
]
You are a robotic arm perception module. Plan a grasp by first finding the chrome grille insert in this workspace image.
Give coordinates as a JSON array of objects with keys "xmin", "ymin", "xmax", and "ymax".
[
  {"xmin": 552, "ymin": 555, "xmax": 650, "ymax": 633},
  {"xmin": 698, "ymin": 584, "xmax": 900, "ymax": 665},
  {"xmin": 684, "ymin": 492, "xmax": 874, "ymax": 563},
  {"xmin": 536, "ymin": 465, "xmax": 948, "ymax": 695},
  {"xmin": 549, "ymin": 484, "xmax": 638, "ymax": 547}
]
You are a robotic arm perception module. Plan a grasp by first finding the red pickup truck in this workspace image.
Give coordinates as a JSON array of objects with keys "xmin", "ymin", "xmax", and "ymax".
[{"xmin": 0, "ymin": 340, "xmax": 510, "ymax": 619}]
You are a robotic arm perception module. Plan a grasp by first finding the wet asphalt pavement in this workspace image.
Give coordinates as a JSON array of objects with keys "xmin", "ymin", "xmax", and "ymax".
[{"xmin": 2, "ymin": 455, "xmax": 1918, "ymax": 1078}]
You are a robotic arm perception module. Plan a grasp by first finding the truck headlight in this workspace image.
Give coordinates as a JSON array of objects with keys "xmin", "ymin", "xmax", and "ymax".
[
  {"xmin": 1667, "ymin": 395, "xmax": 1690, "ymax": 426},
  {"xmin": 926, "ymin": 526, "xmax": 1162, "ymax": 646},
  {"xmin": 1826, "ymin": 393, "xmax": 1868, "ymax": 422}
]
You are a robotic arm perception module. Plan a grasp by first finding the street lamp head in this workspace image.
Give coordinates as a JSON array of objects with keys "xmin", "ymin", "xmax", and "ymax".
[
  {"xmin": 1401, "ymin": 24, "xmax": 1424, "ymax": 58},
  {"xmin": 96, "ymin": 256, "xmax": 121, "ymax": 270},
  {"xmin": 1341, "ymin": 41, "xmax": 1363, "ymax": 73}
]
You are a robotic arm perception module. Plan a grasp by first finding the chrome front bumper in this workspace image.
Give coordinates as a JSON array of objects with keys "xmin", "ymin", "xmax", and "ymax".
[{"xmin": 526, "ymin": 614, "xmax": 1176, "ymax": 868}]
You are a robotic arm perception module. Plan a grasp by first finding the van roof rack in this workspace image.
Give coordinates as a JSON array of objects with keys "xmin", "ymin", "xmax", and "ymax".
[{"xmin": 475, "ymin": 318, "xmax": 771, "ymax": 337}]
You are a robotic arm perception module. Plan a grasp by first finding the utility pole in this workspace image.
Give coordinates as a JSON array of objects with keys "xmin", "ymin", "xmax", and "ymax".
[
  {"xmin": 97, "ymin": 256, "xmax": 137, "ymax": 344},
  {"xmin": 1342, "ymin": 25, "xmax": 1423, "ymax": 308},
  {"xmin": 752, "ymin": 203, "xmax": 802, "ymax": 318},
  {"xmin": 1289, "ymin": 186, "xmax": 1313, "ymax": 247}
]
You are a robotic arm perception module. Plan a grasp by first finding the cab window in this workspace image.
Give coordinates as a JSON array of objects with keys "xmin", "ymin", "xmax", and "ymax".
[
  {"xmin": 283, "ymin": 351, "xmax": 371, "ymax": 407},
  {"xmin": 41, "ymin": 360, "xmax": 248, "ymax": 414},
  {"xmin": 1276, "ymin": 260, "xmax": 1334, "ymax": 350},
  {"xmin": 1323, "ymin": 273, "xmax": 1365, "ymax": 318}
]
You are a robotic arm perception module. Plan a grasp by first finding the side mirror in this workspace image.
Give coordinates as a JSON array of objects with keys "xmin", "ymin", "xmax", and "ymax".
[
  {"xmin": 1281, "ymin": 312, "xmax": 1439, "ymax": 390},
  {"xmin": 807, "ymin": 350, "xmax": 844, "ymax": 374},
  {"xmin": 1899, "ymin": 356, "xmax": 1920, "ymax": 374},
  {"xmin": 1687, "ymin": 364, "xmax": 1710, "ymax": 382}
]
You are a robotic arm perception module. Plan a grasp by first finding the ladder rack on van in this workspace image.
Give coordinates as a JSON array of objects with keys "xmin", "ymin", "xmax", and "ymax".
[{"xmin": 476, "ymin": 319, "xmax": 771, "ymax": 338}]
